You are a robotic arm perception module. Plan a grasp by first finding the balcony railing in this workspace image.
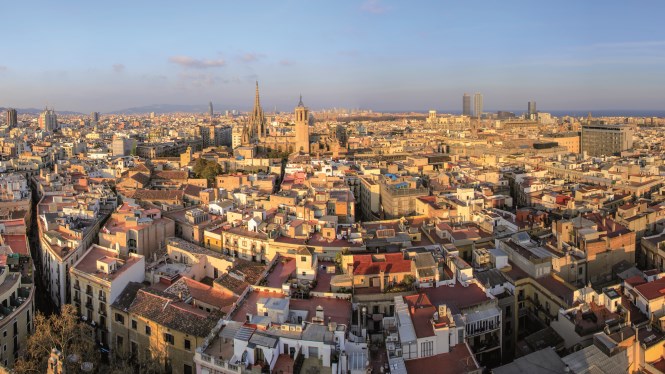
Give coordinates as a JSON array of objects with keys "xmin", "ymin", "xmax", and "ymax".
[
  {"xmin": 85, "ymin": 289, "xmax": 93, "ymax": 296},
  {"xmin": 99, "ymin": 294, "xmax": 106, "ymax": 302}
]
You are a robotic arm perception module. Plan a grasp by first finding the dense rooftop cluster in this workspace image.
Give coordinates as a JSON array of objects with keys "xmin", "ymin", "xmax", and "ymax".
[{"xmin": 4, "ymin": 101, "xmax": 665, "ymax": 373}]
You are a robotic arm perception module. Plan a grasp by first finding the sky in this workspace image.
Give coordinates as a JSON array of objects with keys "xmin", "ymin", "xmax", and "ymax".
[{"xmin": 1, "ymin": 0, "xmax": 665, "ymax": 113}]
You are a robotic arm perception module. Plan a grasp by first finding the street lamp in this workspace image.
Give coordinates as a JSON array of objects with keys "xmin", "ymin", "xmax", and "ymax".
[{"xmin": 361, "ymin": 306, "xmax": 367, "ymax": 338}]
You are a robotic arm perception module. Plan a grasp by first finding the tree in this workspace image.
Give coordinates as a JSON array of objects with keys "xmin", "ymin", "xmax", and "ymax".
[
  {"xmin": 402, "ymin": 275, "xmax": 416, "ymax": 287},
  {"xmin": 335, "ymin": 248, "xmax": 350, "ymax": 269},
  {"xmin": 14, "ymin": 304, "xmax": 167, "ymax": 374},
  {"xmin": 14, "ymin": 304, "xmax": 99, "ymax": 373},
  {"xmin": 107, "ymin": 347, "xmax": 167, "ymax": 374},
  {"xmin": 193, "ymin": 158, "xmax": 224, "ymax": 184}
]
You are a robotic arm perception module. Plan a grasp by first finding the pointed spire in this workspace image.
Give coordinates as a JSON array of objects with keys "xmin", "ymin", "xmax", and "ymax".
[
  {"xmin": 250, "ymin": 81, "xmax": 265, "ymax": 139},
  {"xmin": 255, "ymin": 81, "xmax": 260, "ymax": 104},
  {"xmin": 298, "ymin": 94, "xmax": 304, "ymax": 107}
]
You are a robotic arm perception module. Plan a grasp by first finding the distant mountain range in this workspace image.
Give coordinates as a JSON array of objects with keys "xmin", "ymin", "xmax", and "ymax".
[
  {"xmin": 0, "ymin": 104, "xmax": 213, "ymax": 116},
  {"xmin": 0, "ymin": 107, "xmax": 83, "ymax": 115},
  {"xmin": 106, "ymin": 104, "xmax": 212, "ymax": 115}
]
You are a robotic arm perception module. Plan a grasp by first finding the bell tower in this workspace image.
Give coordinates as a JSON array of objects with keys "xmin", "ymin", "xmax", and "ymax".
[{"xmin": 294, "ymin": 95, "xmax": 310, "ymax": 153}]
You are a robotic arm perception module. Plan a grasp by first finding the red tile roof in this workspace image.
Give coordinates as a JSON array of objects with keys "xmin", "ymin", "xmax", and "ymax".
[
  {"xmin": 404, "ymin": 344, "xmax": 479, "ymax": 374},
  {"xmin": 352, "ymin": 253, "xmax": 412, "ymax": 276},
  {"xmin": 403, "ymin": 293, "xmax": 437, "ymax": 338},
  {"xmin": 625, "ymin": 275, "xmax": 647, "ymax": 287},
  {"xmin": 422, "ymin": 282, "xmax": 490, "ymax": 313},
  {"xmin": 635, "ymin": 276, "xmax": 665, "ymax": 301},
  {"xmin": 2, "ymin": 235, "xmax": 29, "ymax": 256}
]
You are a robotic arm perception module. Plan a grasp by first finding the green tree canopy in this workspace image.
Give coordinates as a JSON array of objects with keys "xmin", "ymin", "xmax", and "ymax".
[{"xmin": 193, "ymin": 158, "xmax": 224, "ymax": 183}]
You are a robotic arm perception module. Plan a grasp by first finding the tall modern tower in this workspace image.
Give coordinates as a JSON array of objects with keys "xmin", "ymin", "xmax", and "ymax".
[
  {"xmin": 38, "ymin": 108, "xmax": 58, "ymax": 132},
  {"xmin": 208, "ymin": 101, "xmax": 214, "ymax": 118},
  {"xmin": 294, "ymin": 95, "xmax": 310, "ymax": 153},
  {"xmin": 528, "ymin": 101, "xmax": 537, "ymax": 120},
  {"xmin": 90, "ymin": 111, "xmax": 100, "ymax": 123},
  {"xmin": 5, "ymin": 108, "xmax": 17, "ymax": 127},
  {"xmin": 473, "ymin": 93, "xmax": 483, "ymax": 118},
  {"xmin": 462, "ymin": 93, "xmax": 471, "ymax": 116}
]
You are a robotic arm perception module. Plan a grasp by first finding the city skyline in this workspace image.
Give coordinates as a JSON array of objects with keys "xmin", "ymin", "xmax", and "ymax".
[{"xmin": 2, "ymin": 1, "xmax": 665, "ymax": 113}]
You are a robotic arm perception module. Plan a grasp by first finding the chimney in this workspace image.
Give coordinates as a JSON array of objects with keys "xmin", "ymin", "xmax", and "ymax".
[
  {"xmin": 379, "ymin": 270, "xmax": 386, "ymax": 292},
  {"xmin": 316, "ymin": 305, "xmax": 324, "ymax": 321}
]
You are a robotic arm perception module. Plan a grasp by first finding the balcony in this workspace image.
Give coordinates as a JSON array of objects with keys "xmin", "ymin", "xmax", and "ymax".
[
  {"xmin": 99, "ymin": 308, "xmax": 107, "ymax": 316},
  {"xmin": 85, "ymin": 289, "xmax": 93, "ymax": 296},
  {"xmin": 86, "ymin": 301, "xmax": 93, "ymax": 309},
  {"xmin": 99, "ymin": 294, "xmax": 106, "ymax": 302}
]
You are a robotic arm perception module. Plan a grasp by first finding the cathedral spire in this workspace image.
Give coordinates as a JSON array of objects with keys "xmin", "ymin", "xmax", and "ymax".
[
  {"xmin": 249, "ymin": 81, "xmax": 266, "ymax": 139},
  {"xmin": 298, "ymin": 94, "xmax": 304, "ymax": 107},
  {"xmin": 255, "ymin": 81, "xmax": 261, "ymax": 109}
]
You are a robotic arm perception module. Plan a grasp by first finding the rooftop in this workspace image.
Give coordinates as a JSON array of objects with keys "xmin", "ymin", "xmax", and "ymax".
[{"xmin": 404, "ymin": 343, "xmax": 479, "ymax": 374}]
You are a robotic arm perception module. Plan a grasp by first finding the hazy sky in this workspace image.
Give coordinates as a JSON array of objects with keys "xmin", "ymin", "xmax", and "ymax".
[{"xmin": 1, "ymin": 0, "xmax": 665, "ymax": 113}]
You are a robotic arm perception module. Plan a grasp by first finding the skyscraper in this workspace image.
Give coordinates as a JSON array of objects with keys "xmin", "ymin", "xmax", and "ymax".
[
  {"xmin": 90, "ymin": 111, "xmax": 100, "ymax": 123},
  {"xmin": 208, "ymin": 101, "xmax": 214, "ymax": 118},
  {"xmin": 462, "ymin": 93, "xmax": 471, "ymax": 116},
  {"xmin": 5, "ymin": 108, "xmax": 17, "ymax": 127},
  {"xmin": 38, "ymin": 108, "xmax": 58, "ymax": 132},
  {"xmin": 528, "ymin": 101, "xmax": 537, "ymax": 120},
  {"xmin": 473, "ymin": 93, "xmax": 483, "ymax": 118}
]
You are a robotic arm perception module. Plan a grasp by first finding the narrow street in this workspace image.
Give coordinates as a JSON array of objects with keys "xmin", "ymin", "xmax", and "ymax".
[{"xmin": 28, "ymin": 186, "xmax": 56, "ymax": 316}]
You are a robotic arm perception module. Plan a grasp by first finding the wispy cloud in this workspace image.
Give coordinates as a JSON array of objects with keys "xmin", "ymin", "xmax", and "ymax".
[
  {"xmin": 360, "ymin": 0, "xmax": 390, "ymax": 14},
  {"xmin": 169, "ymin": 55, "xmax": 226, "ymax": 69},
  {"xmin": 177, "ymin": 72, "xmax": 229, "ymax": 89},
  {"xmin": 112, "ymin": 63, "xmax": 125, "ymax": 73},
  {"xmin": 240, "ymin": 52, "xmax": 266, "ymax": 63},
  {"xmin": 279, "ymin": 59, "xmax": 295, "ymax": 66}
]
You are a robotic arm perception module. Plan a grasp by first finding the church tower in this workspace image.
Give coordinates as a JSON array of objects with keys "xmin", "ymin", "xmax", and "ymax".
[
  {"xmin": 294, "ymin": 95, "xmax": 310, "ymax": 154},
  {"xmin": 248, "ymin": 81, "xmax": 266, "ymax": 140}
]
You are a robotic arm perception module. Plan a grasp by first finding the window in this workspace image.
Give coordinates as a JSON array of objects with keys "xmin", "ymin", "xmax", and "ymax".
[
  {"xmin": 115, "ymin": 313, "xmax": 125, "ymax": 324},
  {"xmin": 505, "ymin": 305, "xmax": 511, "ymax": 318},
  {"xmin": 145, "ymin": 325, "xmax": 151, "ymax": 336},
  {"xmin": 301, "ymin": 256, "xmax": 307, "ymax": 262},
  {"xmin": 184, "ymin": 363, "xmax": 193, "ymax": 374},
  {"xmin": 184, "ymin": 339, "xmax": 191, "ymax": 350},
  {"xmin": 579, "ymin": 266, "xmax": 584, "ymax": 275},
  {"xmin": 420, "ymin": 341, "xmax": 433, "ymax": 357},
  {"xmin": 116, "ymin": 336, "xmax": 124, "ymax": 350},
  {"xmin": 131, "ymin": 320, "xmax": 137, "ymax": 330},
  {"xmin": 130, "ymin": 341, "xmax": 138, "ymax": 357},
  {"xmin": 164, "ymin": 333, "xmax": 174, "ymax": 345}
]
